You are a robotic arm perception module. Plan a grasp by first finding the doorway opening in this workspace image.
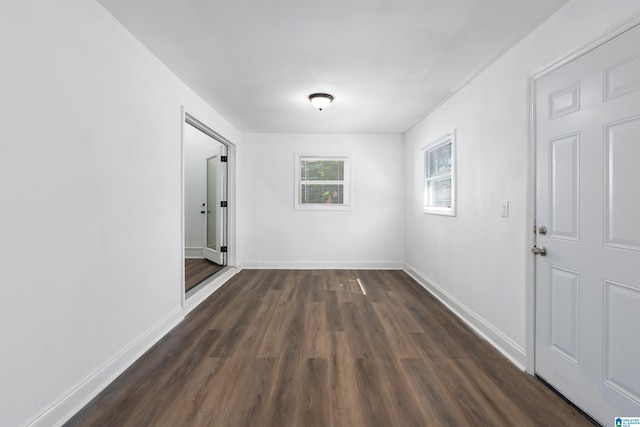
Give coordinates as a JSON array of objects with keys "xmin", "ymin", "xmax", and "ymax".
[{"xmin": 183, "ymin": 112, "xmax": 229, "ymax": 294}]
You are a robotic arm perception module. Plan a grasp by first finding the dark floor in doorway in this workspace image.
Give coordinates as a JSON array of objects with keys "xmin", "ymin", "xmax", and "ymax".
[{"xmin": 185, "ymin": 258, "xmax": 223, "ymax": 292}]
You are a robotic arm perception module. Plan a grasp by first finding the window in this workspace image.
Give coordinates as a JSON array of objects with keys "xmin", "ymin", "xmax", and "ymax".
[
  {"xmin": 295, "ymin": 153, "xmax": 350, "ymax": 210},
  {"xmin": 424, "ymin": 132, "xmax": 456, "ymax": 216}
]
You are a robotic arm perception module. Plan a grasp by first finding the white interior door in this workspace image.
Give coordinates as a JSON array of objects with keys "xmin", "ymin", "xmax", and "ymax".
[
  {"xmin": 203, "ymin": 146, "xmax": 226, "ymax": 265},
  {"xmin": 535, "ymin": 24, "xmax": 640, "ymax": 425}
]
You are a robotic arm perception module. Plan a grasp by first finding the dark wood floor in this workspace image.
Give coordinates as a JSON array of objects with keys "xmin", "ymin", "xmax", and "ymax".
[
  {"xmin": 185, "ymin": 258, "xmax": 224, "ymax": 292},
  {"xmin": 66, "ymin": 270, "xmax": 595, "ymax": 427}
]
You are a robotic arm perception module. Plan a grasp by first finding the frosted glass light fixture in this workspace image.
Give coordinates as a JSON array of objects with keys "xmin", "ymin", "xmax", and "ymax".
[{"xmin": 308, "ymin": 93, "xmax": 334, "ymax": 111}]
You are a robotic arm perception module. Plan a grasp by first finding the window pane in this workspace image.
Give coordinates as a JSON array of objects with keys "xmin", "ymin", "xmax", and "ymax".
[
  {"xmin": 301, "ymin": 160, "xmax": 344, "ymax": 181},
  {"xmin": 301, "ymin": 160, "xmax": 322, "ymax": 180},
  {"xmin": 323, "ymin": 184, "xmax": 343, "ymax": 204},
  {"xmin": 428, "ymin": 177, "xmax": 452, "ymax": 207},
  {"xmin": 428, "ymin": 143, "xmax": 452, "ymax": 177},
  {"xmin": 423, "ymin": 134, "xmax": 455, "ymax": 215},
  {"xmin": 329, "ymin": 161, "xmax": 344, "ymax": 181},
  {"xmin": 301, "ymin": 184, "xmax": 324, "ymax": 204},
  {"xmin": 301, "ymin": 184, "xmax": 344, "ymax": 204}
]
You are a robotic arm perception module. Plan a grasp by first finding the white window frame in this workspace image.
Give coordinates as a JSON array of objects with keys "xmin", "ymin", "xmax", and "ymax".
[
  {"xmin": 423, "ymin": 131, "xmax": 456, "ymax": 216},
  {"xmin": 294, "ymin": 153, "xmax": 351, "ymax": 211}
]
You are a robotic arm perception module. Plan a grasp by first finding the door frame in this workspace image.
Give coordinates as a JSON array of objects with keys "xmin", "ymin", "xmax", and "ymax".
[
  {"xmin": 525, "ymin": 16, "xmax": 640, "ymax": 374},
  {"xmin": 180, "ymin": 107, "xmax": 237, "ymax": 308}
]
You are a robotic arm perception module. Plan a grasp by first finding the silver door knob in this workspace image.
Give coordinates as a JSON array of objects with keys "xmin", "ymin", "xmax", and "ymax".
[{"xmin": 531, "ymin": 246, "xmax": 547, "ymax": 256}]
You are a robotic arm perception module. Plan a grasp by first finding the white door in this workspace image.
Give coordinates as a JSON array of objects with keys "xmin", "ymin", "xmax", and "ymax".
[
  {"xmin": 535, "ymin": 24, "xmax": 640, "ymax": 425},
  {"xmin": 203, "ymin": 146, "xmax": 227, "ymax": 265}
]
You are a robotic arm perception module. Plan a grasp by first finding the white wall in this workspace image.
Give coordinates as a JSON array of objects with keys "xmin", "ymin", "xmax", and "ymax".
[
  {"xmin": 403, "ymin": 0, "xmax": 640, "ymax": 367},
  {"xmin": 239, "ymin": 133, "xmax": 404, "ymax": 269},
  {"xmin": 0, "ymin": 1, "xmax": 241, "ymax": 426}
]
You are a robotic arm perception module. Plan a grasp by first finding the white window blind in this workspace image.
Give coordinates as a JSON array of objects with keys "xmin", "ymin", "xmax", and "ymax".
[{"xmin": 424, "ymin": 133, "xmax": 456, "ymax": 215}]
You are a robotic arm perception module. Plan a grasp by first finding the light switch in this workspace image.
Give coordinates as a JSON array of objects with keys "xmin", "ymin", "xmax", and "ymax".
[{"xmin": 501, "ymin": 201, "xmax": 509, "ymax": 218}]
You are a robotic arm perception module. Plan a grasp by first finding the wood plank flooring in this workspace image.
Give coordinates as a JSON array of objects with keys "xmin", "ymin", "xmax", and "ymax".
[
  {"xmin": 66, "ymin": 270, "xmax": 596, "ymax": 427},
  {"xmin": 185, "ymin": 258, "xmax": 224, "ymax": 292}
]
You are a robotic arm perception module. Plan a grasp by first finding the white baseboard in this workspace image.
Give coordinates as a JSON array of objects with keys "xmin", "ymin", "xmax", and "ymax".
[
  {"xmin": 32, "ymin": 267, "xmax": 238, "ymax": 427},
  {"xmin": 28, "ymin": 263, "xmax": 523, "ymax": 426},
  {"xmin": 184, "ymin": 266, "xmax": 238, "ymax": 315},
  {"xmin": 240, "ymin": 260, "xmax": 403, "ymax": 270},
  {"xmin": 403, "ymin": 263, "xmax": 526, "ymax": 370},
  {"xmin": 29, "ymin": 308, "xmax": 184, "ymax": 427}
]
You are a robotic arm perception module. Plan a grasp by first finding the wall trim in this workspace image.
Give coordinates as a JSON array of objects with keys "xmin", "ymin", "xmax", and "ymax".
[
  {"xmin": 35, "ymin": 266, "xmax": 238, "ymax": 426},
  {"xmin": 240, "ymin": 260, "xmax": 403, "ymax": 270},
  {"xmin": 181, "ymin": 105, "xmax": 238, "ymax": 308},
  {"xmin": 184, "ymin": 266, "xmax": 238, "ymax": 315},
  {"xmin": 531, "ymin": 15, "xmax": 640, "ymax": 81},
  {"xmin": 403, "ymin": 263, "xmax": 526, "ymax": 370},
  {"xmin": 29, "ymin": 308, "xmax": 184, "ymax": 427}
]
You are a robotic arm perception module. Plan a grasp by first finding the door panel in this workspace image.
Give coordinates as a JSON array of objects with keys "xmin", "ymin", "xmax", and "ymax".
[
  {"xmin": 535, "ymin": 24, "xmax": 640, "ymax": 425},
  {"xmin": 203, "ymin": 146, "xmax": 226, "ymax": 265},
  {"xmin": 548, "ymin": 266, "xmax": 579, "ymax": 364},
  {"xmin": 604, "ymin": 117, "xmax": 640, "ymax": 250},
  {"xmin": 604, "ymin": 280, "xmax": 640, "ymax": 403},
  {"xmin": 549, "ymin": 133, "xmax": 580, "ymax": 240},
  {"xmin": 206, "ymin": 155, "xmax": 218, "ymax": 251}
]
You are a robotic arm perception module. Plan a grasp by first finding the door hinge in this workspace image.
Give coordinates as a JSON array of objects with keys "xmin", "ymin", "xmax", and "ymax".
[
  {"xmin": 220, "ymin": 201, "xmax": 228, "ymax": 208},
  {"xmin": 220, "ymin": 246, "xmax": 228, "ymax": 253},
  {"xmin": 220, "ymin": 156, "xmax": 228, "ymax": 162}
]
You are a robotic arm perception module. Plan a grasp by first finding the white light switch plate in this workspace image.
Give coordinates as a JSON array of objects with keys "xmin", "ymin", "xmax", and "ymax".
[{"xmin": 501, "ymin": 201, "xmax": 509, "ymax": 218}]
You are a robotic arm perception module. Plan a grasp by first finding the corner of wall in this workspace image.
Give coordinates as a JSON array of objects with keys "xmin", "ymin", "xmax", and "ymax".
[
  {"xmin": 403, "ymin": 263, "xmax": 527, "ymax": 370},
  {"xmin": 29, "ymin": 309, "xmax": 184, "ymax": 427}
]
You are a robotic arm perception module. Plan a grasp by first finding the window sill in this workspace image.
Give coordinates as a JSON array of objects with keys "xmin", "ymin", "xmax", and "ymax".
[
  {"xmin": 295, "ymin": 204, "xmax": 352, "ymax": 211},
  {"xmin": 423, "ymin": 206, "xmax": 456, "ymax": 216}
]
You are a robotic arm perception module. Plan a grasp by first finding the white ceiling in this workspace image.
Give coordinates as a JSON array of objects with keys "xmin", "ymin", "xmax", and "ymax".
[{"xmin": 98, "ymin": 0, "xmax": 569, "ymax": 134}]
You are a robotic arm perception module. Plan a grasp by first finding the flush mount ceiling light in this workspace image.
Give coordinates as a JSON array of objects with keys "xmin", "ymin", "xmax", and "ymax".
[{"xmin": 308, "ymin": 93, "xmax": 334, "ymax": 111}]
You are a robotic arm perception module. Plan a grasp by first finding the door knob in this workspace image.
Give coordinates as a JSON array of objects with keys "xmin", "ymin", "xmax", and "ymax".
[
  {"xmin": 538, "ymin": 225, "xmax": 547, "ymax": 235},
  {"xmin": 531, "ymin": 246, "xmax": 547, "ymax": 256}
]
